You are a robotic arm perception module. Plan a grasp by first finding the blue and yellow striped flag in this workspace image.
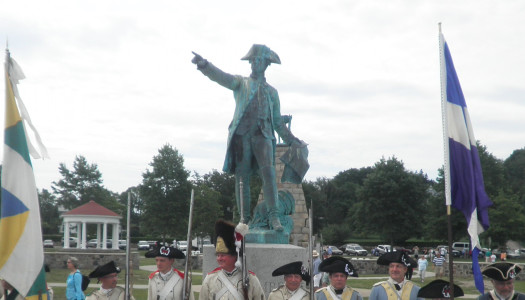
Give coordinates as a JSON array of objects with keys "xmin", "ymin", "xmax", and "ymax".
[{"xmin": 1, "ymin": 49, "xmax": 48, "ymax": 299}]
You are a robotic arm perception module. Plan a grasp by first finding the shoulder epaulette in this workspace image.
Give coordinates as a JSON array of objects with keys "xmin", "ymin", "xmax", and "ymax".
[
  {"xmin": 149, "ymin": 270, "xmax": 159, "ymax": 279},
  {"xmin": 208, "ymin": 267, "xmax": 222, "ymax": 274},
  {"xmin": 271, "ymin": 285, "xmax": 285, "ymax": 292},
  {"xmin": 173, "ymin": 268, "xmax": 185, "ymax": 279},
  {"xmin": 373, "ymin": 281, "xmax": 387, "ymax": 287}
]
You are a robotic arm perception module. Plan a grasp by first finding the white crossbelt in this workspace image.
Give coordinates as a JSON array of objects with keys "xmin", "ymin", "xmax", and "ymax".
[
  {"xmin": 158, "ymin": 273, "xmax": 181, "ymax": 300},
  {"xmin": 289, "ymin": 288, "xmax": 306, "ymax": 300},
  {"xmin": 216, "ymin": 271, "xmax": 243, "ymax": 300}
]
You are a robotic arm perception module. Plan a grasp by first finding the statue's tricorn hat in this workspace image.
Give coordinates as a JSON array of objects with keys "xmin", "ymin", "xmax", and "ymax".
[
  {"xmin": 417, "ymin": 279, "xmax": 464, "ymax": 298},
  {"xmin": 272, "ymin": 261, "xmax": 310, "ymax": 282},
  {"xmin": 241, "ymin": 44, "xmax": 281, "ymax": 64},
  {"xmin": 482, "ymin": 262, "xmax": 522, "ymax": 281}
]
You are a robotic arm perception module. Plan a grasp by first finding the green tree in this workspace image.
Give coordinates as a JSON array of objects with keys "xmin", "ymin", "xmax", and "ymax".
[
  {"xmin": 303, "ymin": 178, "xmax": 330, "ymax": 234},
  {"xmin": 503, "ymin": 147, "xmax": 525, "ymax": 204},
  {"xmin": 477, "ymin": 142, "xmax": 505, "ymax": 199},
  {"xmin": 201, "ymin": 170, "xmax": 236, "ymax": 220},
  {"xmin": 356, "ymin": 157, "xmax": 428, "ymax": 244},
  {"xmin": 485, "ymin": 191, "xmax": 525, "ymax": 246},
  {"xmin": 139, "ymin": 144, "xmax": 192, "ymax": 240},
  {"xmin": 117, "ymin": 188, "xmax": 143, "ymax": 237},
  {"xmin": 39, "ymin": 188, "xmax": 61, "ymax": 234},
  {"xmin": 52, "ymin": 155, "xmax": 120, "ymax": 212},
  {"xmin": 192, "ymin": 182, "xmax": 222, "ymax": 242}
]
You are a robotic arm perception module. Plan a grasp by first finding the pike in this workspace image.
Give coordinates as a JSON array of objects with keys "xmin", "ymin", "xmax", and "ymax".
[
  {"xmin": 125, "ymin": 191, "xmax": 133, "ymax": 299},
  {"xmin": 308, "ymin": 199, "xmax": 314, "ymax": 300},
  {"xmin": 239, "ymin": 180, "xmax": 249, "ymax": 300},
  {"xmin": 182, "ymin": 189, "xmax": 195, "ymax": 300}
]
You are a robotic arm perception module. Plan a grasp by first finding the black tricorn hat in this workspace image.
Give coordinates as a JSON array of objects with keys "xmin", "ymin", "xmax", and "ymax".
[
  {"xmin": 88, "ymin": 261, "xmax": 121, "ymax": 278},
  {"xmin": 377, "ymin": 251, "xmax": 418, "ymax": 268},
  {"xmin": 272, "ymin": 261, "xmax": 310, "ymax": 282},
  {"xmin": 417, "ymin": 279, "xmax": 464, "ymax": 298},
  {"xmin": 482, "ymin": 262, "xmax": 522, "ymax": 281},
  {"xmin": 319, "ymin": 256, "xmax": 358, "ymax": 277},
  {"xmin": 241, "ymin": 44, "xmax": 281, "ymax": 64},
  {"xmin": 145, "ymin": 245, "xmax": 185, "ymax": 259},
  {"xmin": 215, "ymin": 220, "xmax": 237, "ymax": 256}
]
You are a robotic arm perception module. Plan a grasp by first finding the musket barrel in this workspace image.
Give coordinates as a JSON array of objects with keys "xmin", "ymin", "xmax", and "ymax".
[{"xmin": 182, "ymin": 189, "xmax": 195, "ymax": 300}]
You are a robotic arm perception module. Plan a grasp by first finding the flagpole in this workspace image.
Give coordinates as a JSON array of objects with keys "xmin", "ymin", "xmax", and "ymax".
[{"xmin": 439, "ymin": 22, "xmax": 455, "ymax": 300}]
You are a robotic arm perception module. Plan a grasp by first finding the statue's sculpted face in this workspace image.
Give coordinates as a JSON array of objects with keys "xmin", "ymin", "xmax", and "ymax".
[{"xmin": 250, "ymin": 56, "xmax": 269, "ymax": 75}]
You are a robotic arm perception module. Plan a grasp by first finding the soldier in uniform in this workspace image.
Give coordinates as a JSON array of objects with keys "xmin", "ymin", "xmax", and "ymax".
[
  {"xmin": 86, "ymin": 261, "xmax": 134, "ymax": 300},
  {"xmin": 369, "ymin": 251, "xmax": 422, "ymax": 300},
  {"xmin": 314, "ymin": 256, "xmax": 362, "ymax": 300},
  {"xmin": 417, "ymin": 280, "xmax": 464, "ymax": 299},
  {"xmin": 477, "ymin": 262, "xmax": 525, "ymax": 300},
  {"xmin": 268, "ymin": 261, "xmax": 310, "ymax": 300},
  {"xmin": 199, "ymin": 220, "xmax": 265, "ymax": 300},
  {"xmin": 146, "ymin": 245, "xmax": 194, "ymax": 300}
]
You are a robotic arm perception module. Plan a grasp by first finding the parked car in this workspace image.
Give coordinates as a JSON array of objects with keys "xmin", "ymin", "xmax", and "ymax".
[
  {"xmin": 43, "ymin": 239, "xmax": 54, "ymax": 248},
  {"xmin": 345, "ymin": 244, "xmax": 368, "ymax": 256},
  {"xmin": 435, "ymin": 245, "xmax": 460, "ymax": 257},
  {"xmin": 62, "ymin": 237, "xmax": 78, "ymax": 247},
  {"xmin": 138, "ymin": 240, "xmax": 151, "ymax": 250},
  {"xmin": 177, "ymin": 241, "xmax": 188, "ymax": 251},
  {"xmin": 373, "ymin": 245, "xmax": 391, "ymax": 256},
  {"xmin": 87, "ymin": 239, "xmax": 99, "ymax": 248},
  {"xmin": 325, "ymin": 246, "xmax": 343, "ymax": 256},
  {"xmin": 393, "ymin": 246, "xmax": 413, "ymax": 254},
  {"xmin": 118, "ymin": 240, "xmax": 127, "ymax": 250}
]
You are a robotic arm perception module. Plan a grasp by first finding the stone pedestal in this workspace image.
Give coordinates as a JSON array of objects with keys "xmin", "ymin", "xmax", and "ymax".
[
  {"xmin": 203, "ymin": 244, "xmax": 308, "ymax": 297},
  {"xmin": 251, "ymin": 144, "xmax": 310, "ymax": 247}
]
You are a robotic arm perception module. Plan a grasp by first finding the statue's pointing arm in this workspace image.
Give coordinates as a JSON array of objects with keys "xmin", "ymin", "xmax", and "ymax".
[{"xmin": 192, "ymin": 51, "xmax": 238, "ymax": 90}]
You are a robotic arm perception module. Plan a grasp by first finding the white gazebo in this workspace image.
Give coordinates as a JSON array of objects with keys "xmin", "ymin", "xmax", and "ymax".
[{"xmin": 61, "ymin": 200, "xmax": 122, "ymax": 250}]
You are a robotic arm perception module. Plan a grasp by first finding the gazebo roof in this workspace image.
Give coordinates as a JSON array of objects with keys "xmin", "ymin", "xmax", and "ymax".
[{"xmin": 62, "ymin": 200, "xmax": 120, "ymax": 217}]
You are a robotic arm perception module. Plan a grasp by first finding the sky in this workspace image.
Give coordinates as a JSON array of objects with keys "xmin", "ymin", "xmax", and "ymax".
[{"xmin": 2, "ymin": 0, "xmax": 524, "ymax": 194}]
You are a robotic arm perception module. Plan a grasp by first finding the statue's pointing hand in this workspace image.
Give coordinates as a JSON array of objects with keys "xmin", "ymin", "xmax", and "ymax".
[{"xmin": 191, "ymin": 51, "xmax": 208, "ymax": 68}]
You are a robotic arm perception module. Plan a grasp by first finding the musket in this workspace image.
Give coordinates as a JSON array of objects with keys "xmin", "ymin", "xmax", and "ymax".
[
  {"xmin": 182, "ymin": 190, "xmax": 195, "ymax": 300},
  {"xmin": 125, "ymin": 192, "xmax": 133, "ymax": 300},
  {"xmin": 239, "ymin": 180, "xmax": 249, "ymax": 300},
  {"xmin": 308, "ymin": 199, "xmax": 314, "ymax": 300}
]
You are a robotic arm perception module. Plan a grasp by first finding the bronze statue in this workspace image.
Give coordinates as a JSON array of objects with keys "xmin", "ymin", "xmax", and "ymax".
[{"xmin": 192, "ymin": 44, "xmax": 308, "ymax": 232}]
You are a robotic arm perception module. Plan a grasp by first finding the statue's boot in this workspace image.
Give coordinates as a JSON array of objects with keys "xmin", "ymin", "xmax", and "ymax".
[{"xmin": 270, "ymin": 216, "xmax": 284, "ymax": 231}]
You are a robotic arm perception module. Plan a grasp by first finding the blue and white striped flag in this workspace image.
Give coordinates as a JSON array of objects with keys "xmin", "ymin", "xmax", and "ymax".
[{"xmin": 440, "ymin": 30, "xmax": 493, "ymax": 294}]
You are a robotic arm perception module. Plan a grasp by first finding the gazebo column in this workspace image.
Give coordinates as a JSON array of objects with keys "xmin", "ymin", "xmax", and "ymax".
[
  {"xmin": 112, "ymin": 223, "xmax": 119, "ymax": 249},
  {"xmin": 81, "ymin": 221, "xmax": 87, "ymax": 249},
  {"xmin": 102, "ymin": 222, "xmax": 108, "ymax": 250},
  {"xmin": 76, "ymin": 223, "xmax": 81, "ymax": 248},
  {"xmin": 64, "ymin": 221, "xmax": 70, "ymax": 248},
  {"xmin": 96, "ymin": 224, "xmax": 101, "ymax": 248}
]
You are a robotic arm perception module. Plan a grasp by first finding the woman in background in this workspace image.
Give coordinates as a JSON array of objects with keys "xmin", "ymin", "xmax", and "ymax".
[{"xmin": 66, "ymin": 257, "xmax": 85, "ymax": 300}]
